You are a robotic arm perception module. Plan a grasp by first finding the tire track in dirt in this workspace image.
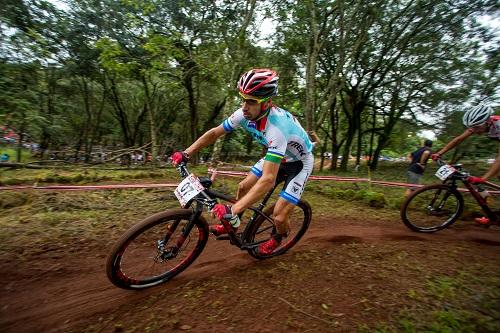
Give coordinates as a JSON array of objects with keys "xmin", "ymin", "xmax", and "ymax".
[{"xmin": 1, "ymin": 218, "xmax": 499, "ymax": 333}]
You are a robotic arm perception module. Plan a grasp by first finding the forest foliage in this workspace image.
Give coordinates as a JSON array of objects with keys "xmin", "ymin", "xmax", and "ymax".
[{"xmin": 0, "ymin": 0, "xmax": 498, "ymax": 169}]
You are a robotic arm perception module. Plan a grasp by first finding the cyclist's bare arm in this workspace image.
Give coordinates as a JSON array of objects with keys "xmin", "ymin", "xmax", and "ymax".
[
  {"xmin": 231, "ymin": 161, "xmax": 279, "ymax": 215},
  {"xmin": 185, "ymin": 125, "xmax": 226, "ymax": 156},
  {"xmin": 437, "ymin": 129, "xmax": 473, "ymax": 155},
  {"xmin": 482, "ymin": 145, "xmax": 500, "ymax": 180}
]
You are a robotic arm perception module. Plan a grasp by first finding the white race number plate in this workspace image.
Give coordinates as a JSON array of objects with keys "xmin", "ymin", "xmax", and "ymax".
[
  {"xmin": 174, "ymin": 174, "xmax": 205, "ymax": 207},
  {"xmin": 435, "ymin": 165, "xmax": 456, "ymax": 181}
]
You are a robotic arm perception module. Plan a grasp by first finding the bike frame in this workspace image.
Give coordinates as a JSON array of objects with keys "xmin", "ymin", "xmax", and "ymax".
[
  {"xmin": 441, "ymin": 163, "xmax": 500, "ymax": 223},
  {"xmin": 175, "ymin": 163, "xmax": 279, "ymax": 251}
]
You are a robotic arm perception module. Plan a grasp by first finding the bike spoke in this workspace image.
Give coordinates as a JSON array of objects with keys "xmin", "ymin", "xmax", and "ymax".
[
  {"xmin": 402, "ymin": 185, "xmax": 462, "ymax": 232},
  {"xmin": 247, "ymin": 201, "xmax": 311, "ymax": 259},
  {"xmin": 107, "ymin": 212, "xmax": 208, "ymax": 289}
]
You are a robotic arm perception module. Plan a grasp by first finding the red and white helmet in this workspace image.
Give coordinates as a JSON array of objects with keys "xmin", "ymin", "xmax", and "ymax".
[{"xmin": 237, "ymin": 68, "xmax": 278, "ymax": 99}]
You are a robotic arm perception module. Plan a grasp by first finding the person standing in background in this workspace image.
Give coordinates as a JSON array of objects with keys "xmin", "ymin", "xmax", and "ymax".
[{"xmin": 405, "ymin": 139, "xmax": 433, "ymax": 196}]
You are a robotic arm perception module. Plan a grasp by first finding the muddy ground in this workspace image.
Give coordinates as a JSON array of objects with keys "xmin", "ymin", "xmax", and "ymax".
[{"xmin": 1, "ymin": 209, "xmax": 499, "ymax": 333}]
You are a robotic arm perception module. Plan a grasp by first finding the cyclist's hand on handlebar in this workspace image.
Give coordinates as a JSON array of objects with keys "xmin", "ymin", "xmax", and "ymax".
[
  {"xmin": 467, "ymin": 176, "xmax": 486, "ymax": 184},
  {"xmin": 212, "ymin": 204, "xmax": 241, "ymax": 229},
  {"xmin": 212, "ymin": 204, "xmax": 234, "ymax": 222},
  {"xmin": 170, "ymin": 151, "xmax": 189, "ymax": 166},
  {"xmin": 431, "ymin": 153, "xmax": 441, "ymax": 162}
]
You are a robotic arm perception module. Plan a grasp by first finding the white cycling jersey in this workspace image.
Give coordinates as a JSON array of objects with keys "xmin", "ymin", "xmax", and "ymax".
[
  {"xmin": 488, "ymin": 116, "xmax": 500, "ymax": 140},
  {"xmin": 222, "ymin": 106, "xmax": 314, "ymax": 164}
]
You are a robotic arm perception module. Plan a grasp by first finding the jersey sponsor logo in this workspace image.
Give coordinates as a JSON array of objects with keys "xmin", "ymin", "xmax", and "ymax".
[
  {"xmin": 248, "ymin": 121, "xmax": 256, "ymax": 129},
  {"xmin": 289, "ymin": 141, "xmax": 306, "ymax": 157}
]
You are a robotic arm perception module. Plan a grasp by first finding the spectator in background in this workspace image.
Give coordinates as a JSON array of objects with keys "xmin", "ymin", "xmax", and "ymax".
[
  {"xmin": 0, "ymin": 152, "xmax": 10, "ymax": 162},
  {"xmin": 405, "ymin": 139, "xmax": 433, "ymax": 196}
]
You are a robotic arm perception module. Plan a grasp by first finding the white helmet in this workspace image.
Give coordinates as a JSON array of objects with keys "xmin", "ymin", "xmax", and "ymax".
[{"xmin": 463, "ymin": 103, "xmax": 493, "ymax": 127}]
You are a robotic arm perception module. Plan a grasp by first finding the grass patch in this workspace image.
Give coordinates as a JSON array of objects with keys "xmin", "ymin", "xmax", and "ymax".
[
  {"xmin": 366, "ymin": 270, "xmax": 500, "ymax": 333},
  {"xmin": 1, "ymin": 161, "xmax": 498, "ymax": 333}
]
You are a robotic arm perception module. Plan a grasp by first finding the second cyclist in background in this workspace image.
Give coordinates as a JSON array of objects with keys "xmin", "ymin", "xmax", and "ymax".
[{"xmin": 432, "ymin": 102, "xmax": 498, "ymax": 224}]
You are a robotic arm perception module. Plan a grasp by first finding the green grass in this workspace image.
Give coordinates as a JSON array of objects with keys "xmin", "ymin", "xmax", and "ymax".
[
  {"xmin": 364, "ymin": 269, "xmax": 500, "ymax": 333},
  {"xmin": 1, "ymin": 160, "xmax": 492, "ymax": 223},
  {"xmin": 0, "ymin": 146, "xmax": 36, "ymax": 163},
  {"xmin": 1, "ymin": 164, "xmax": 498, "ymax": 332}
]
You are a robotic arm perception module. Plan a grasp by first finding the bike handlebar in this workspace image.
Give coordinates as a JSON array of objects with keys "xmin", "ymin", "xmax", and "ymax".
[
  {"xmin": 175, "ymin": 162, "xmax": 217, "ymax": 210},
  {"xmin": 434, "ymin": 158, "xmax": 469, "ymax": 179},
  {"xmin": 176, "ymin": 162, "xmax": 189, "ymax": 178}
]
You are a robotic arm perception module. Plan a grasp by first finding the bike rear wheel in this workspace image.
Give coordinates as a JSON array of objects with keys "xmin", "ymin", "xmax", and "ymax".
[
  {"xmin": 106, "ymin": 209, "xmax": 209, "ymax": 289},
  {"xmin": 401, "ymin": 184, "xmax": 463, "ymax": 233},
  {"xmin": 246, "ymin": 200, "xmax": 312, "ymax": 259}
]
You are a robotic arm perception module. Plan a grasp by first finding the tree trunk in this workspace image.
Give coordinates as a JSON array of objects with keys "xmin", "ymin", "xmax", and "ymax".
[
  {"xmin": 108, "ymin": 76, "xmax": 134, "ymax": 147},
  {"xmin": 15, "ymin": 130, "xmax": 24, "ymax": 163},
  {"xmin": 141, "ymin": 75, "xmax": 159, "ymax": 165},
  {"xmin": 355, "ymin": 111, "xmax": 362, "ymax": 166},
  {"xmin": 367, "ymin": 109, "xmax": 376, "ymax": 166},
  {"xmin": 304, "ymin": 0, "xmax": 321, "ymax": 132},
  {"xmin": 340, "ymin": 124, "xmax": 354, "ymax": 170}
]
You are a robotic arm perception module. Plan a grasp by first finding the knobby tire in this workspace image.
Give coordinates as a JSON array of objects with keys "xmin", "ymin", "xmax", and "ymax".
[
  {"xmin": 106, "ymin": 209, "xmax": 209, "ymax": 289},
  {"xmin": 401, "ymin": 184, "xmax": 463, "ymax": 233},
  {"xmin": 246, "ymin": 200, "xmax": 312, "ymax": 259}
]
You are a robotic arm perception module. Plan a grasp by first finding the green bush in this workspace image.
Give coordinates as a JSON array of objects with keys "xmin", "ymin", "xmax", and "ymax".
[
  {"xmin": 72, "ymin": 174, "xmax": 84, "ymax": 182},
  {"xmin": 310, "ymin": 184, "xmax": 386, "ymax": 208},
  {"xmin": 0, "ymin": 178, "xmax": 23, "ymax": 185},
  {"xmin": 360, "ymin": 190, "xmax": 386, "ymax": 208},
  {"xmin": 0, "ymin": 192, "xmax": 30, "ymax": 209}
]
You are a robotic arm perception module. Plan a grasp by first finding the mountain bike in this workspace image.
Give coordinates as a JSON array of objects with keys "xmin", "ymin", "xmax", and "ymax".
[
  {"xmin": 106, "ymin": 162, "xmax": 312, "ymax": 289},
  {"xmin": 400, "ymin": 159, "xmax": 499, "ymax": 233}
]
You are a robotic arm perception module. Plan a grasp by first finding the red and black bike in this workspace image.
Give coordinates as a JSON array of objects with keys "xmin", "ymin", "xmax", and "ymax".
[
  {"xmin": 401, "ymin": 159, "xmax": 499, "ymax": 233},
  {"xmin": 106, "ymin": 162, "xmax": 312, "ymax": 289}
]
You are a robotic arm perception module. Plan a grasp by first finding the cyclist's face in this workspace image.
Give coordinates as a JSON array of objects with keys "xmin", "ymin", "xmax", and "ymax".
[{"xmin": 241, "ymin": 98, "xmax": 262, "ymax": 120}]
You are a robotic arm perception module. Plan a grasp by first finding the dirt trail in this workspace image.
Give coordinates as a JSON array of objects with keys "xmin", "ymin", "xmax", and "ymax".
[{"xmin": 1, "ymin": 217, "xmax": 499, "ymax": 333}]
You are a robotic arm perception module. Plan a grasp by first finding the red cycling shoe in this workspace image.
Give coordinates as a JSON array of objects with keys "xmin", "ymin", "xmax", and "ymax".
[
  {"xmin": 257, "ymin": 237, "xmax": 281, "ymax": 255},
  {"xmin": 210, "ymin": 224, "xmax": 237, "ymax": 236},
  {"xmin": 475, "ymin": 217, "xmax": 490, "ymax": 225}
]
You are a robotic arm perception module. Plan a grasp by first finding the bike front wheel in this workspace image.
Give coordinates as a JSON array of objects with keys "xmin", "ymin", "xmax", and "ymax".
[
  {"xmin": 246, "ymin": 200, "xmax": 312, "ymax": 259},
  {"xmin": 401, "ymin": 184, "xmax": 463, "ymax": 233},
  {"xmin": 106, "ymin": 209, "xmax": 209, "ymax": 289}
]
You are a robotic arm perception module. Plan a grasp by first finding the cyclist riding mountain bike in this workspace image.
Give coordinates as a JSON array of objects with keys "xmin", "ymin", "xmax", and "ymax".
[
  {"xmin": 432, "ymin": 102, "xmax": 499, "ymax": 223},
  {"xmin": 171, "ymin": 68, "xmax": 314, "ymax": 256}
]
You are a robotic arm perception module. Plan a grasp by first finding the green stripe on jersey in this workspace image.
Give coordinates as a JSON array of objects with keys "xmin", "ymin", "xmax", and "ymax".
[{"xmin": 264, "ymin": 152, "xmax": 283, "ymax": 164}]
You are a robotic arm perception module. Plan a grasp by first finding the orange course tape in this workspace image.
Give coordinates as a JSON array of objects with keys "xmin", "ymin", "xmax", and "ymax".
[{"xmin": 1, "ymin": 168, "xmax": 498, "ymax": 195}]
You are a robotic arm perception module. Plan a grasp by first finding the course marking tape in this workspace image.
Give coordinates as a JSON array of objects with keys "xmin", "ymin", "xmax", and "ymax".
[{"xmin": 1, "ymin": 168, "xmax": 498, "ymax": 195}]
